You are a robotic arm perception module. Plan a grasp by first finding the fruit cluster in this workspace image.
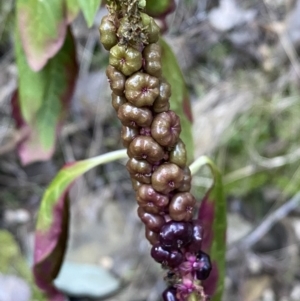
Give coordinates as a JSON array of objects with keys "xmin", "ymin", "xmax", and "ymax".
[{"xmin": 99, "ymin": 3, "xmax": 211, "ymax": 300}]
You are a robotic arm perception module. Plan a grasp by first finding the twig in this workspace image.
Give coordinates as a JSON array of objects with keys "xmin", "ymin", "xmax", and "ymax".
[
  {"xmin": 224, "ymin": 147, "xmax": 300, "ymax": 184},
  {"xmin": 227, "ymin": 192, "xmax": 300, "ymax": 260}
]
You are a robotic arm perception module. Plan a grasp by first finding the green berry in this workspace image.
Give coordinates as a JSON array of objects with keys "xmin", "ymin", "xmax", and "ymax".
[
  {"xmin": 99, "ymin": 15, "xmax": 118, "ymax": 50},
  {"xmin": 169, "ymin": 139, "xmax": 187, "ymax": 168},
  {"xmin": 109, "ymin": 44, "xmax": 142, "ymax": 76},
  {"xmin": 141, "ymin": 13, "xmax": 160, "ymax": 43},
  {"xmin": 143, "ymin": 43, "xmax": 162, "ymax": 77},
  {"xmin": 125, "ymin": 72, "xmax": 159, "ymax": 107}
]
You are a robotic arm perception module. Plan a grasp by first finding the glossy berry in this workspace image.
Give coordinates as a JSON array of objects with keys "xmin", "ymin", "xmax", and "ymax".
[
  {"xmin": 159, "ymin": 221, "xmax": 193, "ymax": 249},
  {"xmin": 125, "ymin": 72, "xmax": 159, "ymax": 107},
  {"xmin": 169, "ymin": 192, "xmax": 195, "ymax": 221},
  {"xmin": 145, "ymin": 228, "xmax": 159, "ymax": 245},
  {"xmin": 162, "ymin": 287, "xmax": 178, "ymax": 301},
  {"xmin": 106, "ymin": 65, "xmax": 126, "ymax": 96},
  {"xmin": 151, "ymin": 243, "xmax": 169, "ymax": 263},
  {"xmin": 151, "ymin": 111, "xmax": 181, "ymax": 147},
  {"xmin": 126, "ymin": 158, "xmax": 152, "ymax": 184},
  {"xmin": 99, "ymin": 15, "xmax": 118, "ymax": 50},
  {"xmin": 177, "ymin": 167, "xmax": 192, "ymax": 192},
  {"xmin": 169, "ymin": 139, "xmax": 187, "ymax": 168},
  {"xmin": 195, "ymin": 251, "xmax": 212, "ymax": 281},
  {"xmin": 138, "ymin": 206, "xmax": 165, "ymax": 232},
  {"xmin": 151, "ymin": 163, "xmax": 184, "ymax": 194},
  {"xmin": 187, "ymin": 220, "xmax": 203, "ymax": 252},
  {"xmin": 109, "ymin": 45, "xmax": 142, "ymax": 76},
  {"xmin": 143, "ymin": 43, "xmax": 162, "ymax": 77},
  {"xmin": 121, "ymin": 126, "xmax": 139, "ymax": 148},
  {"xmin": 168, "ymin": 250, "xmax": 184, "ymax": 267},
  {"xmin": 111, "ymin": 93, "xmax": 126, "ymax": 112},
  {"xmin": 131, "ymin": 179, "xmax": 142, "ymax": 191},
  {"xmin": 137, "ymin": 185, "xmax": 169, "ymax": 207},
  {"xmin": 141, "ymin": 13, "xmax": 160, "ymax": 43},
  {"xmin": 137, "ymin": 185, "xmax": 169, "ymax": 213},
  {"xmin": 151, "ymin": 244, "xmax": 183, "ymax": 268},
  {"xmin": 128, "ymin": 136, "xmax": 165, "ymax": 164},
  {"xmin": 118, "ymin": 103, "xmax": 153, "ymax": 128},
  {"xmin": 153, "ymin": 80, "xmax": 171, "ymax": 113}
]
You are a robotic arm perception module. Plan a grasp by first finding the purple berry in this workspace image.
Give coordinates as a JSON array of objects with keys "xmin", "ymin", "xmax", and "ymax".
[
  {"xmin": 151, "ymin": 243, "xmax": 169, "ymax": 263},
  {"xmin": 187, "ymin": 220, "xmax": 203, "ymax": 252},
  {"xmin": 162, "ymin": 287, "xmax": 178, "ymax": 301},
  {"xmin": 196, "ymin": 251, "xmax": 212, "ymax": 280},
  {"xmin": 159, "ymin": 221, "xmax": 193, "ymax": 249},
  {"xmin": 167, "ymin": 250, "xmax": 184, "ymax": 268}
]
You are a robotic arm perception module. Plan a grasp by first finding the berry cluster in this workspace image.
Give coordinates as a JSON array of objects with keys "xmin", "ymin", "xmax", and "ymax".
[{"xmin": 99, "ymin": 3, "xmax": 211, "ymax": 300}]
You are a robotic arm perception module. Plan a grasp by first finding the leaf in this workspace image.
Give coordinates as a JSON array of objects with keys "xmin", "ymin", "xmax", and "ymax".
[
  {"xmin": 0, "ymin": 230, "xmax": 46, "ymax": 300},
  {"xmin": 14, "ymin": 26, "xmax": 78, "ymax": 165},
  {"xmin": 190, "ymin": 157, "xmax": 227, "ymax": 301},
  {"xmin": 77, "ymin": 0, "xmax": 102, "ymax": 27},
  {"xmin": 65, "ymin": 0, "xmax": 81, "ymax": 23},
  {"xmin": 145, "ymin": 0, "xmax": 176, "ymax": 18},
  {"xmin": 33, "ymin": 150, "xmax": 127, "ymax": 299},
  {"xmin": 16, "ymin": 0, "xmax": 67, "ymax": 71},
  {"xmin": 160, "ymin": 38, "xmax": 194, "ymax": 163}
]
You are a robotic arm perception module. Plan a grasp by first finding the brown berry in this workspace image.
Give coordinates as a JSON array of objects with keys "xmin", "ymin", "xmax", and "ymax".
[
  {"xmin": 125, "ymin": 72, "xmax": 159, "ymax": 107},
  {"xmin": 137, "ymin": 184, "xmax": 169, "ymax": 213},
  {"xmin": 153, "ymin": 80, "xmax": 171, "ymax": 113},
  {"xmin": 169, "ymin": 192, "xmax": 196, "ymax": 221},
  {"xmin": 131, "ymin": 179, "xmax": 142, "ymax": 191},
  {"xmin": 177, "ymin": 166, "xmax": 192, "ymax": 192},
  {"xmin": 143, "ymin": 43, "xmax": 162, "ymax": 77},
  {"xmin": 151, "ymin": 111, "xmax": 181, "ymax": 147},
  {"xmin": 169, "ymin": 139, "xmax": 187, "ymax": 168},
  {"xmin": 121, "ymin": 126, "xmax": 139, "ymax": 147},
  {"xmin": 152, "ymin": 163, "xmax": 184, "ymax": 194},
  {"xmin": 109, "ymin": 45, "xmax": 142, "ymax": 76},
  {"xmin": 111, "ymin": 93, "xmax": 126, "ymax": 112},
  {"xmin": 118, "ymin": 103, "xmax": 153, "ymax": 128},
  {"xmin": 128, "ymin": 136, "xmax": 165, "ymax": 164},
  {"xmin": 126, "ymin": 158, "xmax": 152, "ymax": 184},
  {"xmin": 106, "ymin": 65, "xmax": 126, "ymax": 96},
  {"xmin": 145, "ymin": 228, "xmax": 159, "ymax": 245},
  {"xmin": 137, "ymin": 206, "xmax": 165, "ymax": 232}
]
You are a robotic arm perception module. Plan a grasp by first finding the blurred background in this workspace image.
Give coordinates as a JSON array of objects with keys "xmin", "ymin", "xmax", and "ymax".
[{"xmin": 1, "ymin": 0, "xmax": 300, "ymax": 300}]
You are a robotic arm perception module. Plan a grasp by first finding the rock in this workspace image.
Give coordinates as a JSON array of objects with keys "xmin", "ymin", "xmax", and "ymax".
[
  {"xmin": 0, "ymin": 274, "xmax": 31, "ymax": 301},
  {"xmin": 54, "ymin": 261, "xmax": 120, "ymax": 298}
]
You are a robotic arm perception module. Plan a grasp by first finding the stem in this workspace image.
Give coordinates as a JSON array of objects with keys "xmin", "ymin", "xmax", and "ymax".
[
  {"xmin": 189, "ymin": 156, "xmax": 211, "ymax": 176},
  {"xmin": 90, "ymin": 149, "xmax": 127, "ymax": 165}
]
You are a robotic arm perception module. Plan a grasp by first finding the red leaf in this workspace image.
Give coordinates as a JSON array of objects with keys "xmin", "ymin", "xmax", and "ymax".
[
  {"xmin": 13, "ymin": 28, "xmax": 78, "ymax": 165},
  {"xmin": 191, "ymin": 157, "xmax": 226, "ymax": 301},
  {"xmin": 32, "ymin": 150, "xmax": 127, "ymax": 299},
  {"xmin": 34, "ymin": 190, "xmax": 70, "ymax": 301},
  {"xmin": 17, "ymin": 0, "xmax": 67, "ymax": 71}
]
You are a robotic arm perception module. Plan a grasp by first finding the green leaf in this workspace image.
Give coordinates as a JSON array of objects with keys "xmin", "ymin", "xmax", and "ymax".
[
  {"xmin": 190, "ymin": 156, "xmax": 227, "ymax": 301},
  {"xmin": 66, "ymin": 0, "xmax": 81, "ymax": 23},
  {"xmin": 14, "ymin": 26, "xmax": 78, "ymax": 165},
  {"xmin": 0, "ymin": 230, "xmax": 46, "ymax": 300},
  {"xmin": 16, "ymin": 0, "xmax": 67, "ymax": 71},
  {"xmin": 145, "ymin": 0, "xmax": 175, "ymax": 17},
  {"xmin": 33, "ymin": 150, "xmax": 127, "ymax": 298},
  {"xmin": 160, "ymin": 38, "xmax": 194, "ymax": 163},
  {"xmin": 77, "ymin": 0, "xmax": 101, "ymax": 27}
]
